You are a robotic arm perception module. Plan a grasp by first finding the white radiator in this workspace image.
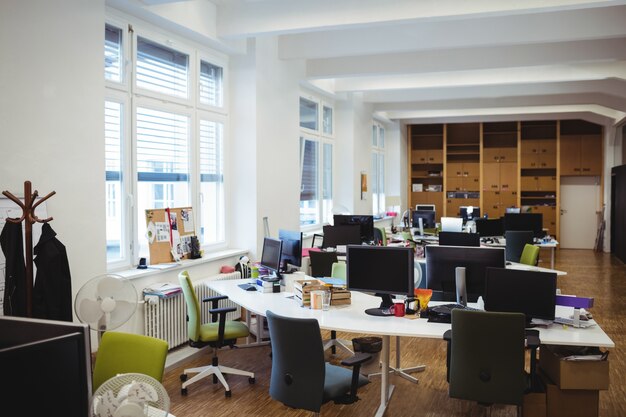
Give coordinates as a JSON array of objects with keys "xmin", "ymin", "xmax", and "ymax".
[{"xmin": 143, "ymin": 271, "xmax": 242, "ymax": 350}]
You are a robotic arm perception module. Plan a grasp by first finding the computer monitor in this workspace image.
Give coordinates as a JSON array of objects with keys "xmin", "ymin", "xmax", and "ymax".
[
  {"xmin": 415, "ymin": 204, "xmax": 436, "ymax": 212},
  {"xmin": 260, "ymin": 237, "xmax": 283, "ymax": 278},
  {"xmin": 438, "ymin": 232, "xmax": 480, "ymax": 247},
  {"xmin": 425, "ymin": 245, "xmax": 505, "ymax": 302},
  {"xmin": 505, "ymin": 207, "xmax": 521, "ymax": 214},
  {"xmin": 278, "ymin": 229, "xmax": 303, "ymax": 272},
  {"xmin": 0, "ymin": 316, "xmax": 92, "ymax": 417},
  {"xmin": 504, "ymin": 213, "xmax": 544, "ymax": 238},
  {"xmin": 484, "ymin": 267, "xmax": 557, "ymax": 325},
  {"xmin": 460, "ymin": 206, "xmax": 481, "ymax": 223},
  {"xmin": 333, "ymin": 215, "xmax": 375, "ymax": 243},
  {"xmin": 346, "ymin": 245, "xmax": 414, "ymax": 316},
  {"xmin": 441, "ymin": 217, "xmax": 463, "ymax": 232},
  {"xmin": 475, "ymin": 218, "xmax": 504, "ymax": 237},
  {"xmin": 322, "ymin": 225, "xmax": 361, "ymax": 248},
  {"xmin": 412, "ymin": 210, "xmax": 436, "ymax": 229}
]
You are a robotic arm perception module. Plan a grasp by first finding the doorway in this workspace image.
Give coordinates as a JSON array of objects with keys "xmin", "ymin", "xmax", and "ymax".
[{"xmin": 560, "ymin": 177, "xmax": 601, "ymax": 249}]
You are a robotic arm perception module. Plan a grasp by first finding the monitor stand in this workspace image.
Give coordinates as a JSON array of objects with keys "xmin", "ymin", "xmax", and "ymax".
[
  {"xmin": 455, "ymin": 267, "xmax": 467, "ymax": 307},
  {"xmin": 365, "ymin": 294, "xmax": 394, "ymax": 316}
]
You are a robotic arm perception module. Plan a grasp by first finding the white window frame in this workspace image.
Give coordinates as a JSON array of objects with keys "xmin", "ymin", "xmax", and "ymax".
[{"xmin": 372, "ymin": 122, "xmax": 386, "ymax": 216}]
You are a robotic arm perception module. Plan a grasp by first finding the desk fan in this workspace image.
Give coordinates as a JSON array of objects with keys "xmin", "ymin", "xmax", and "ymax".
[
  {"xmin": 92, "ymin": 373, "xmax": 170, "ymax": 417},
  {"xmin": 75, "ymin": 274, "xmax": 138, "ymax": 336}
]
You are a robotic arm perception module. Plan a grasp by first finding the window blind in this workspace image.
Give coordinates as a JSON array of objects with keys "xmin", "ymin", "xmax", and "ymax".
[
  {"xmin": 300, "ymin": 139, "xmax": 318, "ymax": 201},
  {"xmin": 199, "ymin": 119, "xmax": 223, "ymax": 182},
  {"xmin": 200, "ymin": 61, "xmax": 223, "ymax": 107},
  {"xmin": 105, "ymin": 101, "xmax": 122, "ymax": 181},
  {"xmin": 136, "ymin": 37, "xmax": 189, "ymax": 98},
  {"xmin": 105, "ymin": 24, "xmax": 122, "ymax": 83}
]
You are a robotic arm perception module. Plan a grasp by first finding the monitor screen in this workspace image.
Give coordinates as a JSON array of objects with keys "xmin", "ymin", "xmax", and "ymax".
[
  {"xmin": 460, "ymin": 206, "xmax": 481, "ymax": 223},
  {"xmin": 322, "ymin": 225, "xmax": 362, "ymax": 248},
  {"xmin": 278, "ymin": 229, "xmax": 303, "ymax": 269},
  {"xmin": 438, "ymin": 232, "xmax": 480, "ymax": 247},
  {"xmin": 260, "ymin": 237, "xmax": 283, "ymax": 275},
  {"xmin": 504, "ymin": 213, "xmax": 544, "ymax": 238},
  {"xmin": 412, "ymin": 210, "xmax": 436, "ymax": 228},
  {"xmin": 505, "ymin": 207, "xmax": 521, "ymax": 214},
  {"xmin": 441, "ymin": 217, "xmax": 463, "ymax": 232},
  {"xmin": 484, "ymin": 267, "xmax": 557, "ymax": 323},
  {"xmin": 415, "ymin": 204, "xmax": 436, "ymax": 212},
  {"xmin": 475, "ymin": 218, "xmax": 504, "ymax": 237},
  {"xmin": 333, "ymin": 215, "xmax": 375, "ymax": 243},
  {"xmin": 425, "ymin": 246, "xmax": 505, "ymax": 302},
  {"xmin": 346, "ymin": 245, "xmax": 414, "ymax": 316}
]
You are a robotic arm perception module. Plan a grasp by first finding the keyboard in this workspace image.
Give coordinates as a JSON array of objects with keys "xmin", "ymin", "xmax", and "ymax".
[
  {"xmin": 553, "ymin": 317, "xmax": 595, "ymax": 328},
  {"xmin": 430, "ymin": 303, "xmax": 481, "ymax": 315}
]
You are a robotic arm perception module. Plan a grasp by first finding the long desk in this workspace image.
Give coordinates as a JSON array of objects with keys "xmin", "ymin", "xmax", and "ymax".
[{"xmin": 208, "ymin": 279, "xmax": 613, "ymax": 416}]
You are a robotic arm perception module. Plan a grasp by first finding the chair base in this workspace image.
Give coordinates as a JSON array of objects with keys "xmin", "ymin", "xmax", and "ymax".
[
  {"xmin": 323, "ymin": 337, "xmax": 354, "ymax": 355},
  {"xmin": 181, "ymin": 363, "xmax": 255, "ymax": 396}
]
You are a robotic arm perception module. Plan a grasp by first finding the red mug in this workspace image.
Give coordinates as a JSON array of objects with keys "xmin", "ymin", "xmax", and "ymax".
[{"xmin": 391, "ymin": 302, "xmax": 405, "ymax": 317}]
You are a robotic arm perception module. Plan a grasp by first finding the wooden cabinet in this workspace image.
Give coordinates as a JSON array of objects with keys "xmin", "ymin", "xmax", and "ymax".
[
  {"xmin": 411, "ymin": 149, "xmax": 444, "ymax": 164},
  {"xmin": 483, "ymin": 191, "xmax": 518, "ymax": 218},
  {"xmin": 520, "ymin": 176, "xmax": 557, "ymax": 191},
  {"xmin": 560, "ymin": 135, "xmax": 602, "ymax": 176},
  {"xmin": 521, "ymin": 139, "xmax": 557, "ymax": 169},
  {"xmin": 484, "ymin": 162, "xmax": 518, "ymax": 192},
  {"xmin": 412, "ymin": 191, "xmax": 444, "ymax": 222},
  {"xmin": 483, "ymin": 147, "xmax": 517, "ymax": 163},
  {"xmin": 532, "ymin": 205, "xmax": 557, "ymax": 237},
  {"xmin": 446, "ymin": 197, "xmax": 479, "ymax": 217},
  {"xmin": 447, "ymin": 162, "xmax": 479, "ymax": 191}
]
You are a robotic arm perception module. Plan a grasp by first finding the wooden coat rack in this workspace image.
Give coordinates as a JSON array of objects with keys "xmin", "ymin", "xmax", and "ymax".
[{"xmin": 2, "ymin": 180, "xmax": 55, "ymax": 317}]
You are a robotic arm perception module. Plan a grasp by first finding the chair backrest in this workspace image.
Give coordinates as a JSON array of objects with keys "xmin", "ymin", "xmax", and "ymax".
[
  {"xmin": 178, "ymin": 271, "xmax": 201, "ymax": 342},
  {"xmin": 309, "ymin": 251, "xmax": 339, "ymax": 277},
  {"xmin": 519, "ymin": 244, "xmax": 540, "ymax": 266},
  {"xmin": 374, "ymin": 227, "xmax": 387, "ymax": 246},
  {"xmin": 449, "ymin": 309, "xmax": 527, "ymax": 406},
  {"xmin": 401, "ymin": 231, "xmax": 415, "ymax": 248},
  {"xmin": 504, "ymin": 230, "xmax": 534, "ymax": 262},
  {"xmin": 331, "ymin": 262, "xmax": 346, "ymax": 279},
  {"xmin": 266, "ymin": 310, "xmax": 326, "ymax": 412},
  {"xmin": 92, "ymin": 331, "xmax": 168, "ymax": 391}
]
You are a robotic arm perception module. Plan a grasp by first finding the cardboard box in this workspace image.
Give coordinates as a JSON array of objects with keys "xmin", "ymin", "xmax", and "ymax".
[
  {"xmin": 545, "ymin": 381, "xmax": 599, "ymax": 417},
  {"xmin": 523, "ymin": 391, "xmax": 547, "ymax": 417},
  {"xmin": 539, "ymin": 346, "xmax": 609, "ymax": 390}
]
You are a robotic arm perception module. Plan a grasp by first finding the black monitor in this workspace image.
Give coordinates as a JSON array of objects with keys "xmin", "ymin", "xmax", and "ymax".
[
  {"xmin": 0, "ymin": 316, "xmax": 92, "ymax": 417},
  {"xmin": 346, "ymin": 245, "xmax": 414, "ymax": 316},
  {"xmin": 484, "ymin": 267, "xmax": 557, "ymax": 325},
  {"xmin": 504, "ymin": 213, "xmax": 544, "ymax": 238},
  {"xmin": 438, "ymin": 232, "xmax": 480, "ymax": 247},
  {"xmin": 416, "ymin": 204, "xmax": 436, "ymax": 212},
  {"xmin": 333, "ymin": 215, "xmax": 375, "ymax": 243},
  {"xmin": 412, "ymin": 210, "xmax": 436, "ymax": 228},
  {"xmin": 475, "ymin": 218, "xmax": 504, "ymax": 237},
  {"xmin": 278, "ymin": 229, "xmax": 303, "ymax": 272},
  {"xmin": 322, "ymin": 225, "xmax": 361, "ymax": 248},
  {"xmin": 460, "ymin": 206, "xmax": 481, "ymax": 223},
  {"xmin": 425, "ymin": 246, "xmax": 505, "ymax": 302},
  {"xmin": 260, "ymin": 237, "xmax": 283, "ymax": 278}
]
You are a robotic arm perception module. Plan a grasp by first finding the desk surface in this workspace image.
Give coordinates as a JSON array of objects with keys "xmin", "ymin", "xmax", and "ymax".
[{"xmin": 208, "ymin": 279, "xmax": 614, "ymax": 348}]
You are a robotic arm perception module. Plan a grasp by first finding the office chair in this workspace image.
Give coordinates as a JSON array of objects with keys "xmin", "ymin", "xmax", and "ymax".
[
  {"xmin": 309, "ymin": 251, "xmax": 339, "ymax": 277},
  {"xmin": 92, "ymin": 331, "xmax": 168, "ymax": 391},
  {"xmin": 178, "ymin": 271, "xmax": 255, "ymax": 397},
  {"xmin": 519, "ymin": 244, "xmax": 540, "ymax": 266},
  {"xmin": 266, "ymin": 310, "xmax": 370, "ymax": 416},
  {"xmin": 401, "ymin": 231, "xmax": 416, "ymax": 248},
  {"xmin": 323, "ymin": 262, "xmax": 353, "ymax": 356},
  {"xmin": 444, "ymin": 309, "xmax": 539, "ymax": 416},
  {"xmin": 373, "ymin": 226, "xmax": 387, "ymax": 246},
  {"xmin": 504, "ymin": 230, "xmax": 534, "ymax": 263}
]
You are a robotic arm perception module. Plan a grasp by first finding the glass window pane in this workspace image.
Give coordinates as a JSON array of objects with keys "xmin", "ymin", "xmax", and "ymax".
[
  {"xmin": 300, "ymin": 138, "xmax": 319, "ymax": 225},
  {"xmin": 105, "ymin": 100, "xmax": 124, "ymax": 261},
  {"xmin": 200, "ymin": 60, "xmax": 223, "ymax": 107},
  {"xmin": 199, "ymin": 119, "xmax": 225, "ymax": 245},
  {"xmin": 379, "ymin": 127, "xmax": 385, "ymax": 148},
  {"xmin": 300, "ymin": 97, "xmax": 318, "ymax": 131},
  {"xmin": 372, "ymin": 125, "xmax": 378, "ymax": 147},
  {"xmin": 137, "ymin": 37, "xmax": 189, "ymax": 98},
  {"xmin": 105, "ymin": 24, "xmax": 122, "ymax": 83},
  {"xmin": 323, "ymin": 106, "xmax": 333, "ymax": 135},
  {"xmin": 322, "ymin": 143, "xmax": 333, "ymax": 223}
]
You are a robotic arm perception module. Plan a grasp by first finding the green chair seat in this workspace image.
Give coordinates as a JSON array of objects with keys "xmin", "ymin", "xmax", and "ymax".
[{"xmin": 199, "ymin": 320, "xmax": 250, "ymax": 341}]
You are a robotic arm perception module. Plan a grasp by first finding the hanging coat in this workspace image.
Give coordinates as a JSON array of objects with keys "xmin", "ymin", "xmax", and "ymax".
[
  {"xmin": 0, "ymin": 221, "xmax": 27, "ymax": 317},
  {"xmin": 32, "ymin": 223, "xmax": 73, "ymax": 321}
]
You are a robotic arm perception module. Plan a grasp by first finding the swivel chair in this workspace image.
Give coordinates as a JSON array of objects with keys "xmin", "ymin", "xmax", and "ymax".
[
  {"xmin": 373, "ymin": 227, "xmax": 387, "ymax": 246},
  {"xmin": 519, "ymin": 244, "xmax": 540, "ymax": 266},
  {"xmin": 504, "ymin": 230, "xmax": 534, "ymax": 263},
  {"xmin": 266, "ymin": 310, "xmax": 370, "ymax": 416},
  {"xmin": 322, "ymin": 262, "xmax": 353, "ymax": 356},
  {"xmin": 93, "ymin": 331, "xmax": 168, "ymax": 392},
  {"xmin": 178, "ymin": 271, "xmax": 255, "ymax": 397},
  {"xmin": 309, "ymin": 251, "xmax": 339, "ymax": 277}
]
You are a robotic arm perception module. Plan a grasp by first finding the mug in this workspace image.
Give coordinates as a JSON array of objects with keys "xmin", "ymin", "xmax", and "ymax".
[{"xmin": 391, "ymin": 302, "xmax": 405, "ymax": 317}]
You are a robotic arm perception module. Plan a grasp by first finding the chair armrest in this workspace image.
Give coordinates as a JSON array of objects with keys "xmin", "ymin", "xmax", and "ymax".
[
  {"xmin": 209, "ymin": 306, "xmax": 237, "ymax": 315},
  {"xmin": 525, "ymin": 329, "xmax": 540, "ymax": 349},
  {"xmin": 443, "ymin": 329, "xmax": 452, "ymax": 382},
  {"xmin": 203, "ymin": 295, "xmax": 230, "ymax": 323},
  {"xmin": 443, "ymin": 329, "xmax": 451, "ymax": 342},
  {"xmin": 335, "ymin": 352, "xmax": 372, "ymax": 404},
  {"xmin": 340, "ymin": 352, "xmax": 372, "ymax": 368},
  {"xmin": 526, "ymin": 330, "xmax": 541, "ymax": 390}
]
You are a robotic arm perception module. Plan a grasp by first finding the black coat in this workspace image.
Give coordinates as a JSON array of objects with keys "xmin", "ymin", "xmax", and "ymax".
[
  {"xmin": 32, "ymin": 223, "xmax": 73, "ymax": 321},
  {"xmin": 0, "ymin": 221, "xmax": 27, "ymax": 317}
]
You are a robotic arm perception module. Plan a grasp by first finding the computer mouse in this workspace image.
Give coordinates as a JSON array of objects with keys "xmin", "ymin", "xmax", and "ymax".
[
  {"xmin": 505, "ymin": 261, "xmax": 512, "ymax": 265},
  {"xmin": 246, "ymin": 286, "xmax": 257, "ymax": 291}
]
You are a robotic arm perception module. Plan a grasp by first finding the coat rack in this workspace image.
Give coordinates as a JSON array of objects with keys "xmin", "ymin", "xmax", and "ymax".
[{"xmin": 2, "ymin": 180, "xmax": 55, "ymax": 317}]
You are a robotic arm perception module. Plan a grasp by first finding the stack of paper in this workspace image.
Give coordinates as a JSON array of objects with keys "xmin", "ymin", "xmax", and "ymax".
[{"xmin": 142, "ymin": 282, "xmax": 182, "ymax": 298}]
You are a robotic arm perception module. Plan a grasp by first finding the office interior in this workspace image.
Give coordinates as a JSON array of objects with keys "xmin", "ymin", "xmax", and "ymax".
[{"xmin": 1, "ymin": 1, "xmax": 625, "ymax": 416}]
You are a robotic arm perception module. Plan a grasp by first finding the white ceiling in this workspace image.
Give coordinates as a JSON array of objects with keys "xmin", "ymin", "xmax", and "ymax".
[{"xmin": 122, "ymin": 0, "xmax": 626, "ymax": 126}]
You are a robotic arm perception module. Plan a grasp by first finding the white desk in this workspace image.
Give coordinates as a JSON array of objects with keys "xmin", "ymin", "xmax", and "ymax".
[
  {"xmin": 414, "ymin": 258, "xmax": 567, "ymax": 277},
  {"xmin": 208, "ymin": 279, "xmax": 613, "ymax": 416},
  {"xmin": 482, "ymin": 239, "xmax": 560, "ymax": 269}
]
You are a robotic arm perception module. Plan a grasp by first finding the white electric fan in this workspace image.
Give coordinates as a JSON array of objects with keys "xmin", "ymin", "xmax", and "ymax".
[
  {"xmin": 92, "ymin": 373, "xmax": 170, "ymax": 417},
  {"xmin": 75, "ymin": 274, "xmax": 138, "ymax": 337}
]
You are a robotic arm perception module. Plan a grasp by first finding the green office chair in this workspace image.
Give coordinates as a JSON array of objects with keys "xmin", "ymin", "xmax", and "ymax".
[
  {"xmin": 520, "ymin": 244, "xmax": 540, "ymax": 266},
  {"xmin": 178, "ymin": 271, "xmax": 255, "ymax": 397},
  {"xmin": 266, "ymin": 310, "xmax": 370, "ymax": 416},
  {"xmin": 401, "ymin": 231, "xmax": 416, "ymax": 248},
  {"xmin": 374, "ymin": 226, "xmax": 387, "ymax": 246},
  {"xmin": 323, "ymin": 262, "xmax": 353, "ymax": 356},
  {"xmin": 92, "ymin": 331, "xmax": 168, "ymax": 392}
]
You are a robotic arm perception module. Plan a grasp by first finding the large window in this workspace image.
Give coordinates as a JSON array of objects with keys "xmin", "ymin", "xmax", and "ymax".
[
  {"xmin": 104, "ymin": 20, "xmax": 228, "ymax": 268},
  {"xmin": 299, "ymin": 95, "xmax": 334, "ymax": 227},
  {"xmin": 372, "ymin": 122, "xmax": 386, "ymax": 215}
]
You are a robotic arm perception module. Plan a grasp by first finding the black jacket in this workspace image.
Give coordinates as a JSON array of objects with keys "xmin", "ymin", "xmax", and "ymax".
[
  {"xmin": 0, "ymin": 221, "xmax": 27, "ymax": 317},
  {"xmin": 32, "ymin": 223, "xmax": 73, "ymax": 321}
]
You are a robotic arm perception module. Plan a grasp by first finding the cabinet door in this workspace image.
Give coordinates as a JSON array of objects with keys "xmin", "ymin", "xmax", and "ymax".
[
  {"xmin": 580, "ymin": 135, "xmax": 602, "ymax": 176},
  {"xmin": 483, "ymin": 191, "xmax": 501, "ymax": 217},
  {"xmin": 464, "ymin": 163, "xmax": 480, "ymax": 177},
  {"xmin": 446, "ymin": 177, "xmax": 463, "ymax": 191},
  {"xmin": 499, "ymin": 162, "xmax": 518, "ymax": 191},
  {"xmin": 463, "ymin": 176, "xmax": 480, "ymax": 191},
  {"xmin": 538, "ymin": 154, "xmax": 556, "ymax": 169},
  {"xmin": 500, "ymin": 191, "xmax": 518, "ymax": 209},
  {"xmin": 559, "ymin": 136, "xmax": 581, "ymax": 176},
  {"xmin": 447, "ymin": 162, "xmax": 464, "ymax": 177},
  {"xmin": 521, "ymin": 176, "xmax": 539, "ymax": 191},
  {"xmin": 446, "ymin": 199, "xmax": 463, "ymax": 217},
  {"xmin": 538, "ymin": 176, "xmax": 557, "ymax": 191},
  {"xmin": 499, "ymin": 147, "xmax": 518, "ymax": 162},
  {"xmin": 520, "ymin": 155, "xmax": 540, "ymax": 169},
  {"xmin": 483, "ymin": 148, "xmax": 501, "ymax": 163},
  {"xmin": 483, "ymin": 163, "xmax": 501, "ymax": 191},
  {"xmin": 411, "ymin": 150, "xmax": 428, "ymax": 164},
  {"xmin": 540, "ymin": 140, "xmax": 557, "ymax": 155},
  {"xmin": 521, "ymin": 139, "xmax": 541, "ymax": 155}
]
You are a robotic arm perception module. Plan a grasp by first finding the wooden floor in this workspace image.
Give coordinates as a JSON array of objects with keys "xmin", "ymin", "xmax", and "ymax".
[{"xmin": 162, "ymin": 249, "xmax": 626, "ymax": 417}]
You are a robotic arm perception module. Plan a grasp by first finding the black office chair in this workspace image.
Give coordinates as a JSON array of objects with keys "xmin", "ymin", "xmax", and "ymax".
[
  {"xmin": 266, "ymin": 310, "xmax": 370, "ymax": 416},
  {"xmin": 504, "ymin": 230, "xmax": 534, "ymax": 263},
  {"xmin": 309, "ymin": 251, "xmax": 339, "ymax": 277},
  {"xmin": 438, "ymin": 231, "xmax": 480, "ymax": 247},
  {"xmin": 443, "ymin": 309, "xmax": 539, "ymax": 416}
]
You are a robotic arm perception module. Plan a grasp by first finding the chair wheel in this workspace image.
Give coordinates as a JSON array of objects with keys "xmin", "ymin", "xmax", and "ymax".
[
  {"xmin": 180, "ymin": 374, "xmax": 188, "ymax": 382},
  {"xmin": 225, "ymin": 390, "xmax": 232, "ymax": 398},
  {"xmin": 181, "ymin": 388, "xmax": 188, "ymax": 395},
  {"xmin": 249, "ymin": 377, "xmax": 255, "ymax": 384}
]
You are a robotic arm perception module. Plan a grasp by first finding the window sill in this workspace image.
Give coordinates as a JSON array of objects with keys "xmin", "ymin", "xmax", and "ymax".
[{"xmin": 110, "ymin": 248, "xmax": 248, "ymax": 281}]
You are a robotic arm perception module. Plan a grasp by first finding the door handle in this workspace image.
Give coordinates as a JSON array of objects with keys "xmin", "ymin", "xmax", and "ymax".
[{"xmin": 560, "ymin": 209, "xmax": 567, "ymax": 215}]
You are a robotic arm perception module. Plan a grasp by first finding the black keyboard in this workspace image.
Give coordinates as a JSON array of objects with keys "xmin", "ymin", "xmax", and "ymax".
[{"xmin": 430, "ymin": 303, "xmax": 480, "ymax": 315}]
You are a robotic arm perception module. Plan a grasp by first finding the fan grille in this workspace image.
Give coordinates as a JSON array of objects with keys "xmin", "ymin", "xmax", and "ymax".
[{"xmin": 92, "ymin": 373, "xmax": 169, "ymax": 417}]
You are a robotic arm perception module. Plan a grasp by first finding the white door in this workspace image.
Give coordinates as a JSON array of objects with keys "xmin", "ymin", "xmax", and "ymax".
[{"xmin": 560, "ymin": 177, "xmax": 601, "ymax": 249}]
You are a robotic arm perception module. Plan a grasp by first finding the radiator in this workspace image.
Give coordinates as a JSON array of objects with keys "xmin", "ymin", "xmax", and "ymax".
[{"xmin": 143, "ymin": 271, "xmax": 241, "ymax": 349}]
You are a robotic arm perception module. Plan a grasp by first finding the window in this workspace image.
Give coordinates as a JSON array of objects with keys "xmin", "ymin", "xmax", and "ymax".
[
  {"xmin": 372, "ymin": 123, "xmax": 386, "ymax": 215},
  {"xmin": 299, "ymin": 94, "xmax": 334, "ymax": 227},
  {"xmin": 104, "ymin": 20, "xmax": 228, "ymax": 268}
]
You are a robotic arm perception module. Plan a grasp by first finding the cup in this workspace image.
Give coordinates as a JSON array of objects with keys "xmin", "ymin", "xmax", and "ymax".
[
  {"xmin": 311, "ymin": 290, "xmax": 324, "ymax": 310},
  {"xmin": 322, "ymin": 290, "xmax": 331, "ymax": 311},
  {"xmin": 391, "ymin": 301, "xmax": 405, "ymax": 317}
]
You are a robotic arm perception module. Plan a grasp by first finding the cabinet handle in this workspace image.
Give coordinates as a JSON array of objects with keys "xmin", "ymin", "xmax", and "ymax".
[
  {"xmin": 501, "ymin": 156, "xmax": 506, "ymax": 161},
  {"xmin": 582, "ymin": 168, "xmax": 590, "ymax": 172},
  {"xmin": 574, "ymin": 168, "xmax": 580, "ymax": 172},
  {"xmin": 428, "ymin": 157, "xmax": 434, "ymax": 161}
]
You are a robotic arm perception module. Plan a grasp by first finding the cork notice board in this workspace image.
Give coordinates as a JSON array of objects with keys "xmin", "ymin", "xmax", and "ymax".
[{"xmin": 145, "ymin": 207, "xmax": 196, "ymax": 265}]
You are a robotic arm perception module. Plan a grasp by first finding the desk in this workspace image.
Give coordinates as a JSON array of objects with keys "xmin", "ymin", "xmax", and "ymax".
[
  {"xmin": 481, "ymin": 239, "xmax": 560, "ymax": 269},
  {"xmin": 208, "ymin": 279, "xmax": 613, "ymax": 416},
  {"xmin": 414, "ymin": 258, "xmax": 567, "ymax": 277}
]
